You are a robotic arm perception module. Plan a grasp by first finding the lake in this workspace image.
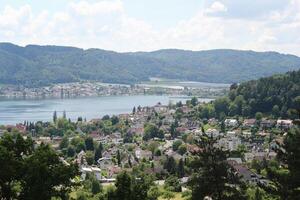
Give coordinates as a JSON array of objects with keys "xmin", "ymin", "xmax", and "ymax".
[{"xmin": 0, "ymin": 95, "xmax": 213, "ymax": 125}]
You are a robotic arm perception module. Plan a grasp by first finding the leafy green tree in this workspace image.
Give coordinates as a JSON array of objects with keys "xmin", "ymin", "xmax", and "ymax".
[
  {"xmin": 59, "ymin": 136, "xmax": 69, "ymax": 149},
  {"xmin": 164, "ymin": 175, "xmax": 181, "ymax": 192},
  {"xmin": 86, "ymin": 151, "xmax": 94, "ymax": 165},
  {"xmin": 266, "ymin": 128, "xmax": 300, "ymax": 199},
  {"xmin": 147, "ymin": 185, "xmax": 161, "ymax": 200},
  {"xmin": 111, "ymin": 115, "xmax": 119, "ymax": 125},
  {"xmin": 164, "ymin": 156, "xmax": 177, "ymax": 175},
  {"xmin": 94, "ymin": 143, "xmax": 103, "ymax": 163},
  {"xmin": 191, "ymin": 97, "xmax": 198, "ymax": 106},
  {"xmin": 132, "ymin": 174, "xmax": 154, "ymax": 200},
  {"xmin": 117, "ymin": 150, "xmax": 121, "ymax": 166},
  {"xmin": 67, "ymin": 146, "xmax": 75, "ymax": 157},
  {"xmin": 172, "ymin": 140, "xmax": 182, "ymax": 151},
  {"xmin": 115, "ymin": 171, "xmax": 132, "ymax": 200},
  {"xmin": 53, "ymin": 111, "xmax": 57, "ymax": 123},
  {"xmin": 178, "ymin": 144, "xmax": 187, "ymax": 155},
  {"xmin": 91, "ymin": 179, "xmax": 102, "ymax": 194},
  {"xmin": 20, "ymin": 144, "xmax": 78, "ymax": 200},
  {"xmin": 189, "ymin": 135, "xmax": 246, "ymax": 200},
  {"xmin": 177, "ymin": 158, "xmax": 185, "ymax": 178},
  {"xmin": 84, "ymin": 137, "xmax": 94, "ymax": 151},
  {"xmin": 162, "ymin": 190, "xmax": 175, "ymax": 200},
  {"xmin": 255, "ymin": 112, "xmax": 263, "ymax": 121},
  {"xmin": 0, "ymin": 134, "xmax": 33, "ymax": 199}
]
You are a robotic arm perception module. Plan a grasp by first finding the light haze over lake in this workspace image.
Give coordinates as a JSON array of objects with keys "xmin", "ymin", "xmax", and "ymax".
[{"xmin": 0, "ymin": 95, "xmax": 213, "ymax": 125}]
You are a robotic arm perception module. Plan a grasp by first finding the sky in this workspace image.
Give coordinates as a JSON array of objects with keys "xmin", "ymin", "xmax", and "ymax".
[{"xmin": 0, "ymin": 0, "xmax": 300, "ymax": 55}]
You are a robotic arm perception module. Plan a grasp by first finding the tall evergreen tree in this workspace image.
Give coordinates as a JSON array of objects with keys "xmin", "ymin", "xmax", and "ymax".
[{"xmin": 53, "ymin": 111, "xmax": 57, "ymax": 123}]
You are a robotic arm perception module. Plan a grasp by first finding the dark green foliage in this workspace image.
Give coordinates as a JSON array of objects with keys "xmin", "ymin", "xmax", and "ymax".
[
  {"xmin": 164, "ymin": 175, "xmax": 182, "ymax": 192},
  {"xmin": 177, "ymin": 159, "xmax": 185, "ymax": 178},
  {"xmin": 189, "ymin": 135, "xmax": 246, "ymax": 200},
  {"xmin": 143, "ymin": 123, "xmax": 164, "ymax": 141},
  {"xmin": 117, "ymin": 150, "xmax": 121, "ymax": 166},
  {"xmin": 1, "ymin": 43, "xmax": 300, "ymax": 87},
  {"xmin": 164, "ymin": 156, "xmax": 177, "ymax": 175},
  {"xmin": 198, "ymin": 70, "xmax": 300, "ymax": 119},
  {"xmin": 91, "ymin": 179, "xmax": 102, "ymax": 195},
  {"xmin": 84, "ymin": 137, "xmax": 94, "ymax": 151},
  {"xmin": 115, "ymin": 171, "xmax": 132, "ymax": 200},
  {"xmin": 0, "ymin": 134, "xmax": 78, "ymax": 200},
  {"xmin": 94, "ymin": 143, "xmax": 103, "ymax": 162},
  {"xmin": 265, "ymin": 128, "xmax": 300, "ymax": 199},
  {"xmin": 111, "ymin": 115, "xmax": 119, "ymax": 125},
  {"xmin": 113, "ymin": 172, "xmax": 154, "ymax": 200}
]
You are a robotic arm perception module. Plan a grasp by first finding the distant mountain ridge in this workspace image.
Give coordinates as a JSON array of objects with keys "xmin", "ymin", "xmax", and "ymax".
[{"xmin": 1, "ymin": 42, "xmax": 300, "ymax": 87}]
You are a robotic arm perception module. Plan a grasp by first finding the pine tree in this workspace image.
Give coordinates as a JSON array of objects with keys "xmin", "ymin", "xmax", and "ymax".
[
  {"xmin": 117, "ymin": 150, "xmax": 121, "ymax": 166},
  {"xmin": 177, "ymin": 159, "xmax": 185, "ymax": 178},
  {"xmin": 53, "ymin": 111, "xmax": 57, "ymax": 123}
]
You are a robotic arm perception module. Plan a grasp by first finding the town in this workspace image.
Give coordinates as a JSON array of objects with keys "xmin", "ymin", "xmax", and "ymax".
[
  {"xmin": 0, "ymin": 81, "xmax": 228, "ymax": 99},
  {"xmin": 1, "ymin": 96, "xmax": 298, "ymax": 199}
]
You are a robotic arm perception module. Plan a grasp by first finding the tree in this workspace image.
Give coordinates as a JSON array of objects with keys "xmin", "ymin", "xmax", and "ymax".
[
  {"xmin": 162, "ymin": 191, "xmax": 175, "ymax": 200},
  {"xmin": 111, "ymin": 115, "xmax": 119, "ymax": 125},
  {"xmin": 177, "ymin": 159, "xmax": 185, "ymax": 178},
  {"xmin": 53, "ymin": 111, "xmax": 57, "ymax": 123},
  {"xmin": 117, "ymin": 150, "xmax": 121, "ymax": 166},
  {"xmin": 178, "ymin": 144, "xmax": 187, "ymax": 155},
  {"xmin": 20, "ymin": 144, "xmax": 78, "ymax": 200},
  {"xmin": 165, "ymin": 175, "xmax": 181, "ymax": 192},
  {"xmin": 214, "ymin": 97, "xmax": 230, "ymax": 117},
  {"xmin": 85, "ymin": 137, "xmax": 94, "ymax": 151},
  {"xmin": 59, "ymin": 136, "xmax": 69, "ymax": 149},
  {"xmin": 94, "ymin": 143, "xmax": 103, "ymax": 163},
  {"xmin": 132, "ymin": 106, "xmax": 136, "ymax": 114},
  {"xmin": 86, "ymin": 151, "xmax": 94, "ymax": 165},
  {"xmin": 189, "ymin": 135, "xmax": 245, "ymax": 200},
  {"xmin": 255, "ymin": 112, "xmax": 263, "ymax": 121},
  {"xmin": 0, "ymin": 134, "xmax": 34, "ymax": 199},
  {"xmin": 67, "ymin": 146, "xmax": 75, "ymax": 157},
  {"xmin": 172, "ymin": 140, "xmax": 182, "ymax": 151},
  {"xmin": 191, "ymin": 97, "xmax": 198, "ymax": 106},
  {"xmin": 164, "ymin": 156, "xmax": 177, "ymax": 175},
  {"xmin": 91, "ymin": 179, "xmax": 102, "ymax": 194},
  {"xmin": 143, "ymin": 124, "xmax": 162, "ymax": 141},
  {"xmin": 63, "ymin": 110, "xmax": 67, "ymax": 119},
  {"xmin": 132, "ymin": 174, "xmax": 154, "ymax": 200},
  {"xmin": 115, "ymin": 171, "xmax": 132, "ymax": 200},
  {"xmin": 266, "ymin": 128, "xmax": 300, "ymax": 199},
  {"xmin": 147, "ymin": 186, "xmax": 161, "ymax": 200}
]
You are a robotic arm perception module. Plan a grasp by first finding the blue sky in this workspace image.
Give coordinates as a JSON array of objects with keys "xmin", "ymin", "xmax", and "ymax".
[{"xmin": 0, "ymin": 0, "xmax": 299, "ymax": 55}]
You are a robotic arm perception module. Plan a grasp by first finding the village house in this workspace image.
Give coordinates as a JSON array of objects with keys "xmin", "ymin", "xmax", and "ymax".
[
  {"xmin": 276, "ymin": 119, "xmax": 293, "ymax": 129},
  {"xmin": 135, "ymin": 148, "xmax": 152, "ymax": 160},
  {"xmin": 207, "ymin": 128, "xmax": 222, "ymax": 138},
  {"xmin": 260, "ymin": 119, "xmax": 275, "ymax": 129},
  {"xmin": 228, "ymin": 160, "xmax": 260, "ymax": 184},
  {"xmin": 224, "ymin": 119, "xmax": 238, "ymax": 127},
  {"xmin": 81, "ymin": 166, "xmax": 102, "ymax": 180},
  {"xmin": 98, "ymin": 157, "xmax": 114, "ymax": 170},
  {"xmin": 243, "ymin": 119, "xmax": 256, "ymax": 128}
]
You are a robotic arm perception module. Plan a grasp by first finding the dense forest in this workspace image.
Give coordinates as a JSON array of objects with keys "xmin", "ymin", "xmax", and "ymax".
[
  {"xmin": 197, "ymin": 70, "xmax": 300, "ymax": 119},
  {"xmin": 1, "ymin": 43, "xmax": 300, "ymax": 87}
]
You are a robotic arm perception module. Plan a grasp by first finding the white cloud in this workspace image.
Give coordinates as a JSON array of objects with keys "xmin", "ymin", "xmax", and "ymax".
[
  {"xmin": 0, "ymin": 0, "xmax": 300, "ymax": 56},
  {"xmin": 205, "ymin": 1, "xmax": 227, "ymax": 14}
]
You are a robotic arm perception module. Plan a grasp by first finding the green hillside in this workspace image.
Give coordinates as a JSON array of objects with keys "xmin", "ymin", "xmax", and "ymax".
[{"xmin": 1, "ymin": 43, "xmax": 300, "ymax": 87}]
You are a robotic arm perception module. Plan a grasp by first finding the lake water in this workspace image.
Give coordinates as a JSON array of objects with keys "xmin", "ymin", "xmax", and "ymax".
[{"xmin": 0, "ymin": 95, "xmax": 213, "ymax": 125}]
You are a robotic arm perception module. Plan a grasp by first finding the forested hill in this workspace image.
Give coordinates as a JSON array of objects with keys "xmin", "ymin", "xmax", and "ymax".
[
  {"xmin": 199, "ymin": 70, "xmax": 300, "ymax": 119},
  {"xmin": 1, "ymin": 42, "xmax": 300, "ymax": 87},
  {"xmin": 229, "ymin": 70, "xmax": 300, "ymax": 118}
]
